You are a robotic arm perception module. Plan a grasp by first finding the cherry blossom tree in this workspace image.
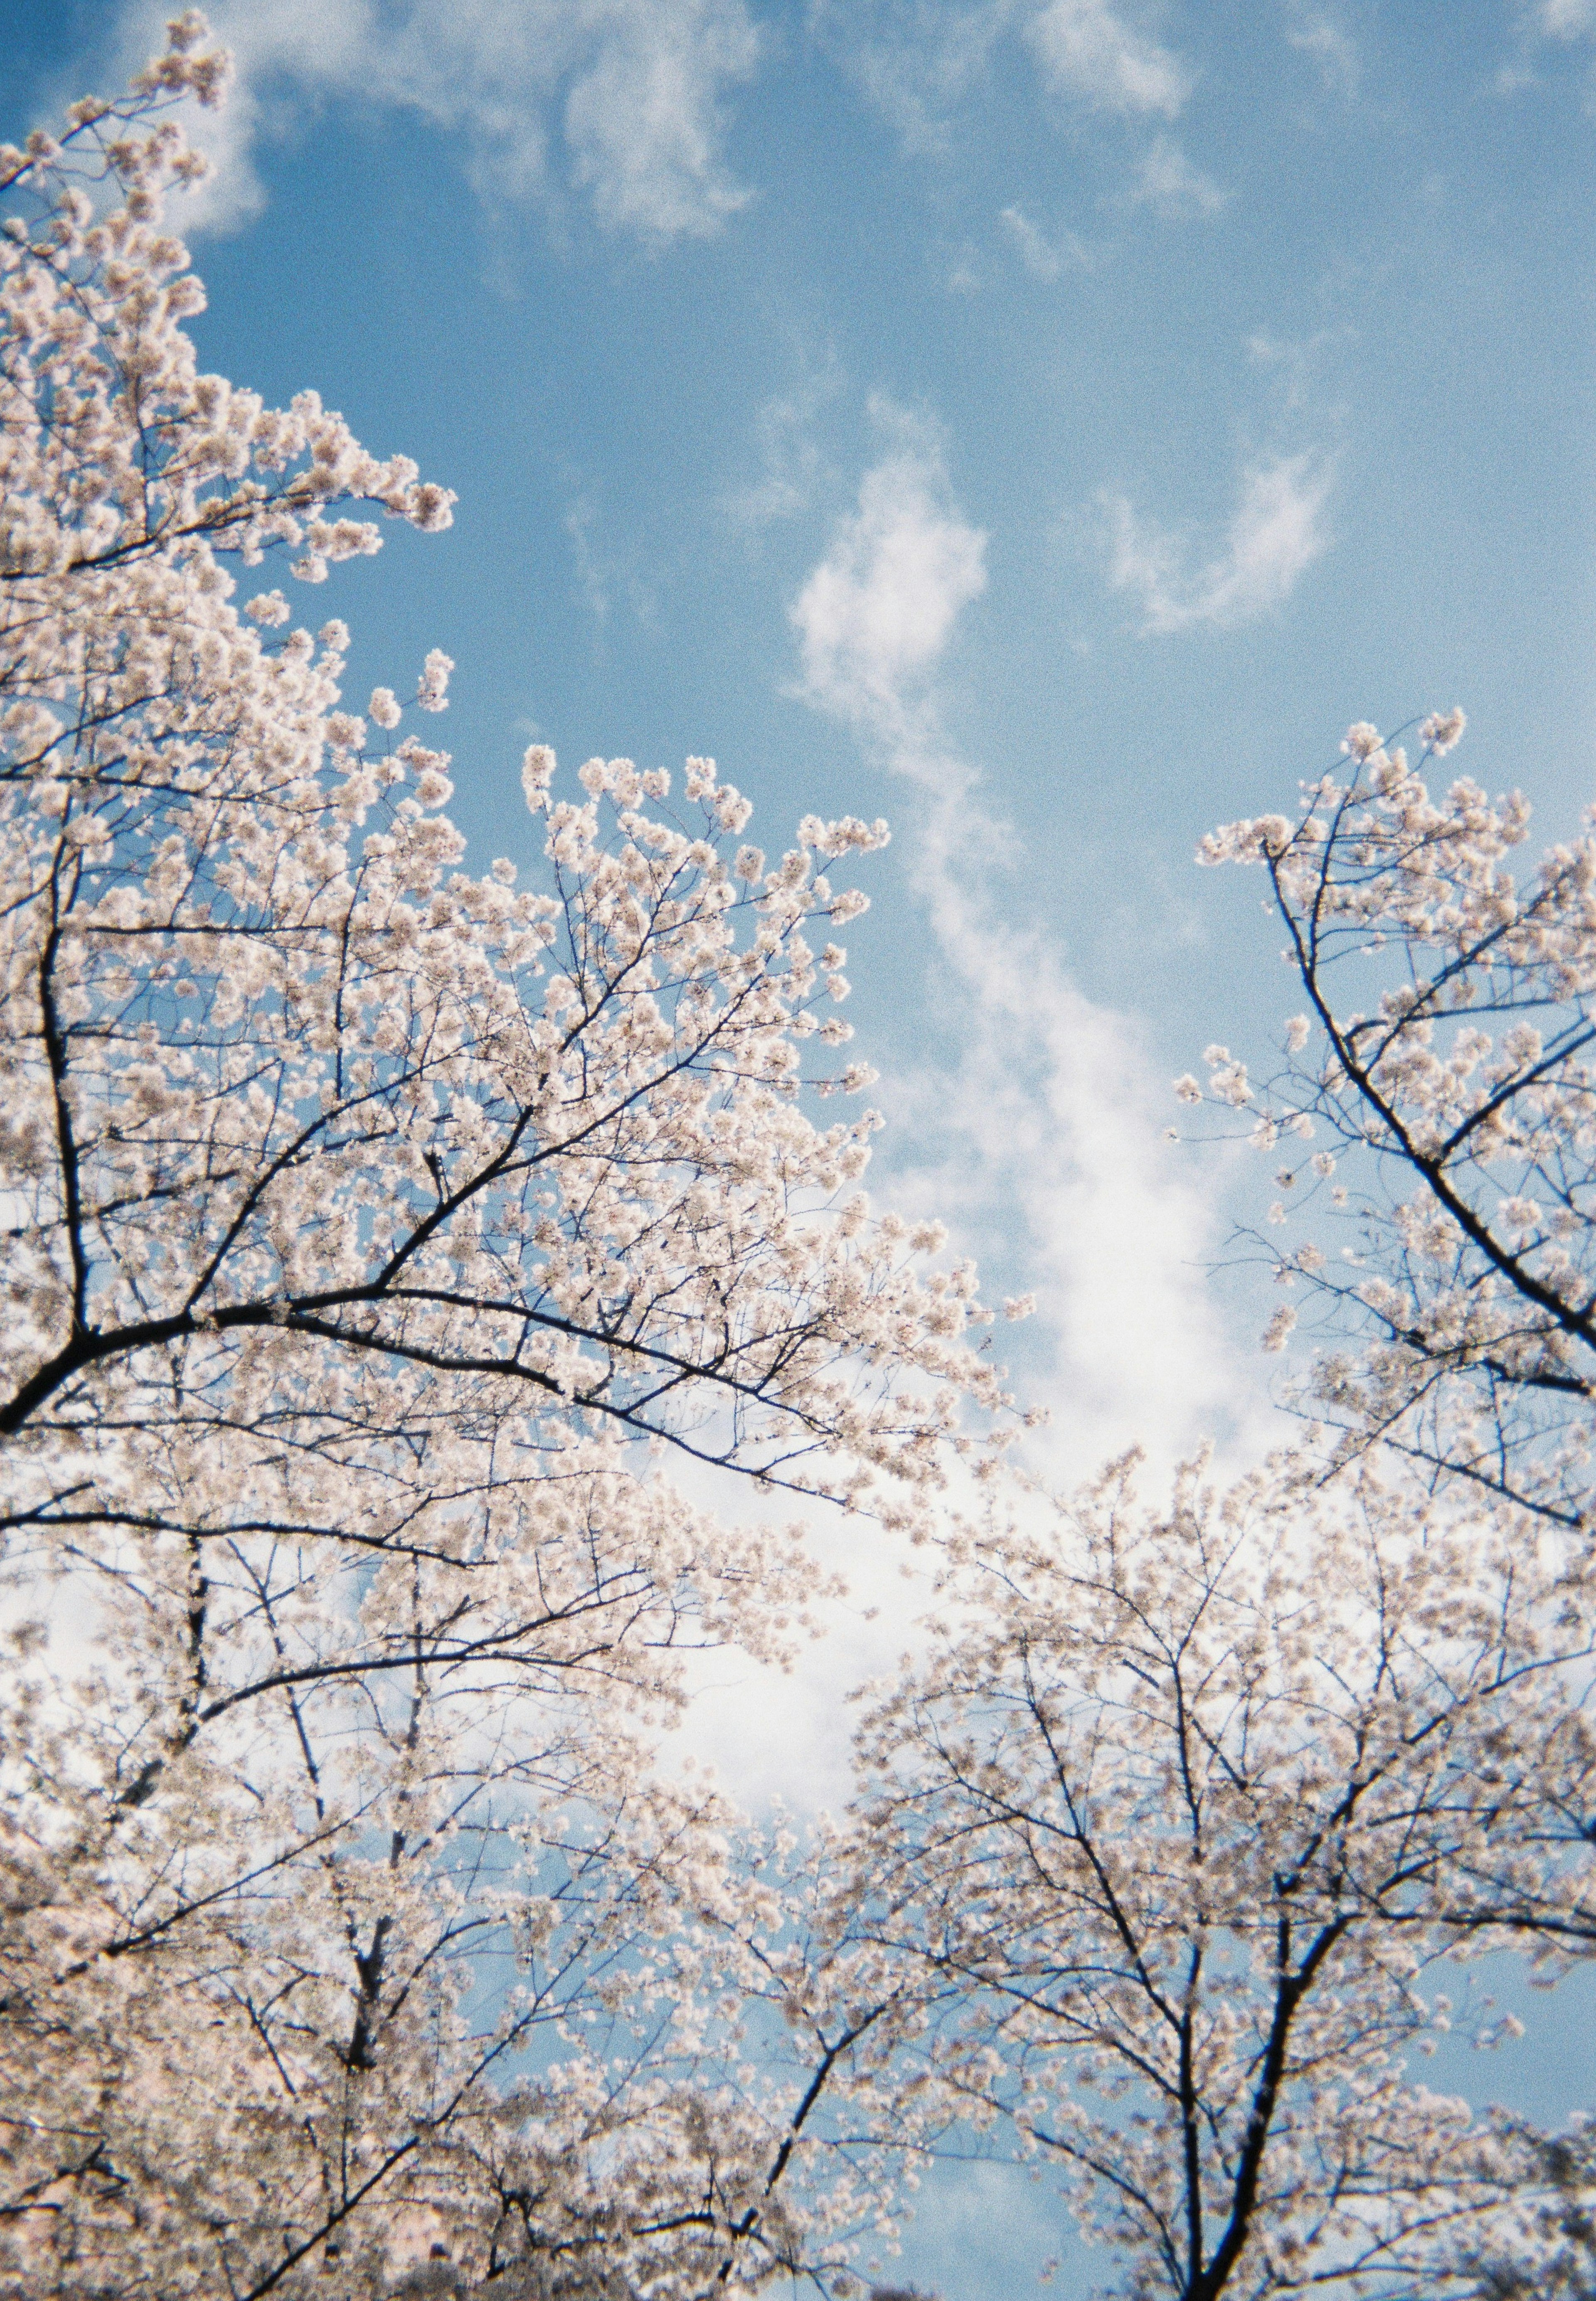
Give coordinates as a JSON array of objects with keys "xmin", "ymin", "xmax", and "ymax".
[
  {"xmin": 15, "ymin": 26, "xmax": 1591, "ymax": 2301},
  {"xmin": 798, "ymin": 717, "xmax": 1596, "ymax": 2298},
  {"xmin": 0, "ymin": 22, "xmax": 1009, "ymax": 2294},
  {"xmin": 1185, "ymin": 714, "xmax": 1596, "ymax": 1532},
  {"xmin": 826, "ymin": 1449, "xmax": 1596, "ymax": 2301},
  {"xmin": 1444, "ymin": 2119, "xmax": 1596, "ymax": 2300}
]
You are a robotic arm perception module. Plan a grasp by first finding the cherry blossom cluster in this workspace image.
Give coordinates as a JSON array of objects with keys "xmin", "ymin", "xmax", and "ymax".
[{"xmin": 1181, "ymin": 712, "xmax": 1596, "ymax": 1529}]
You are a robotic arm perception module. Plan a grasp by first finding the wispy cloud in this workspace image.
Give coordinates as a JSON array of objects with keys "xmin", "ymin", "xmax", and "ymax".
[
  {"xmin": 790, "ymin": 402, "xmax": 988, "ymax": 755},
  {"xmin": 1246, "ymin": 326, "xmax": 1347, "ymax": 412},
  {"xmin": 635, "ymin": 408, "xmax": 1279, "ymax": 1814},
  {"xmin": 790, "ymin": 404, "xmax": 1256, "ymax": 1488},
  {"xmin": 817, "ymin": 0, "xmax": 1195, "ymax": 155},
  {"xmin": 810, "ymin": 0, "xmax": 1011, "ymax": 156},
  {"xmin": 564, "ymin": 496, "xmax": 610, "ymax": 626},
  {"xmin": 1105, "ymin": 452, "xmax": 1333, "ymax": 633},
  {"xmin": 1283, "ymin": 4, "xmax": 1360, "ymax": 95},
  {"xmin": 557, "ymin": 0, "xmax": 759, "ymax": 235},
  {"xmin": 1026, "ymin": 0, "xmax": 1194, "ymax": 118},
  {"xmin": 1494, "ymin": 0, "xmax": 1596, "ymax": 97},
  {"xmin": 559, "ymin": 485, "xmax": 658, "ymax": 633},
  {"xmin": 724, "ymin": 360, "xmax": 843, "ymax": 527},
  {"xmin": 1130, "ymin": 133, "xmax": 1225, "ymax": 217},
  {"xmin": 999, "ymin": 202, "xmax": 1089, "ymax": 278},
  {"xmin": 1537, "ymin": 0, "xmax": 1596, "ymax": 36},
  {"xmin": 107, "ymin": 0, "xmax": 759, "ymax": 242}
]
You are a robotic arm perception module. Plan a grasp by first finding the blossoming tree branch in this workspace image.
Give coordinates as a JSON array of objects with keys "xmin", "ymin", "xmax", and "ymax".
[
  {"xmin": 1184, "ymin": 713, "xmax": 1596, "ymax": 1533},
  {"xmin": 0, "ymin": 21, "xmax": 1007, "ymax": 2298},
  {"xmin": 4, "ymin": 18, "xmax": 1596, "ymax": 2301}
]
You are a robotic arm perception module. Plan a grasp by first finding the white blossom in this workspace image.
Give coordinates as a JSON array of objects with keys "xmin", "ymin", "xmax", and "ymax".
[
  {"xmin": 520, "ymin": 740, "xmax": 557, "ymax": 812},
  {"xmin": 1191, "ymin": 708, "xmax": 1596, "ymax": 1528},
  {"xmin": 825, "ymin": 1453, "xmax": 1596, "ymax": 2301},
  {"xmin": 416, "ymin": 646, "xmax": 453, "ymax": 712},
  {"xmin": 0, "ymin": 41, "xmax": 1005, "ymax": 2295},
  {"xmin": 1421, "ymin": 704, "xmax": 1467, "ymax": 755}
]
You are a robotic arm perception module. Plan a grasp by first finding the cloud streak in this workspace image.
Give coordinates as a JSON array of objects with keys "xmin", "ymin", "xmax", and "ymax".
[
  {"xmin": 817, "ymin": 0, "xmax": 1196, "ymax": 157},
  {"xmin": 1105, "ymin": 452, "xmax": 1333, "ymax": 633},
  {"xmin": 810, "ymin": 0, "xmax": 1010, "ymax": 157},
  {"xmin": 791, "ymin": 407, "xmax": 1254, "ymax": 1480},
  {"xmin": 1027, "ymin": 0, "xmax": 1194, "ymax": 117},
  {"xmin": 1283, "ymin": 5, "xmax": 1360, "ymax": 95},
  {"xmin": 790, "ymin": 407, "xmax": 988, "ymax": 755},
  {"xmin": 1130, "ymin": 133, "xmax": 1226, "ymax": 217},
  {"xmin": 103, "ymin": 1, "xmax": 1219, "ymax": 253},
  {"xmin": 999, "ymin": 202, "xmax": 1089, "ymax": 278},
  {"xmin": 108, "ymin": 0, "xmax": 759, "ymax": 242},
  {"xmin": 724, "ymin": 360, "xmax": 843, "ymax": 527}
]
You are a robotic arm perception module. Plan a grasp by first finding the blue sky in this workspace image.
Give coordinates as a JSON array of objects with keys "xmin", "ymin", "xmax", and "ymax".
[{"xmin": 8, "ymin": 2, "xmax": 1596, "ymax": 2288}]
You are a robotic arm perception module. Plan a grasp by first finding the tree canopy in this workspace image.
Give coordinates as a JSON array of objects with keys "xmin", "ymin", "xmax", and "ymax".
[{"xmin": 3, "ymin": 20, "xmax": 1595, "ymax": 2301}]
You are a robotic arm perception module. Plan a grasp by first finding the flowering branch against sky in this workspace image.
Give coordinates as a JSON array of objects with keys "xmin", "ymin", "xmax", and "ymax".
[
  {"xmin": 5, "ymin": 16, "xmax": 1596, "ymax": 2282},
  {"xmin": 11, "ymin": 0, "xmax": 1586, "ymax": 1791}
]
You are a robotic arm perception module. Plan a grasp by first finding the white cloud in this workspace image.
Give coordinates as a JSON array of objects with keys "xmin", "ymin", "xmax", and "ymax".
[
  {"xmin": 665, "ymin": 1493, "xmax": 950, "ymax": 1812},
  {"xmin": 897, "ymin": 855, "xmax": 1251, "ymax": 1476},
  {"xmin": 724, "ymin": 360, "xmax": 842, "ymax": 527},
  {"xmin": 108, "ymin": 0, "xmax": 759, "ymax": 241},
  {"xmin": 810, "ymin": 0, "xmax": 1012, "ymax": 156},
  {"xmin": 558, "ymin": 0, "xmax": 760, "ymax": 235},
  {"xmin": 1105, "ymin": 452, "xmax": 1333, "ymax": 633},
  {"xmin": 998, "ymin": 202, "xmax": 1089, "ymax": 278},
  {"xmin": 564, "ymin": 495, "xmax": 610, "ymax": 626},
  {"xmin": 1026, "ymin": 0, "xmax": 1194, "ymax": 118},
  {"xmin": 816, "ymin": 0, "xmax": 1194, "ymax": 155},
  {"xmin": 790, "ymin": 412, "xmax": 1266, "ymax": 1485},
  {"xmin": 789, "ymin": 402, "xmax": 988, "ymax": 757},
  {"xmin": 1130, "ymin": 133, "xmax": 1225, "ymax": 217},
  {"xmin": 1538, "ymin": 0, "xmax": 1596, "ymax": 35},
  {"xmin": 1247, "ymin": 326, "xmax": 1345, "ymax": 412},
  {"xmin": 1283, "ymin": 5, "xmax": 1360, "ymax": 95},
  {"xmin": 1495, "ymin": 0, "xmax": 1596, "ymax": 99}
]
